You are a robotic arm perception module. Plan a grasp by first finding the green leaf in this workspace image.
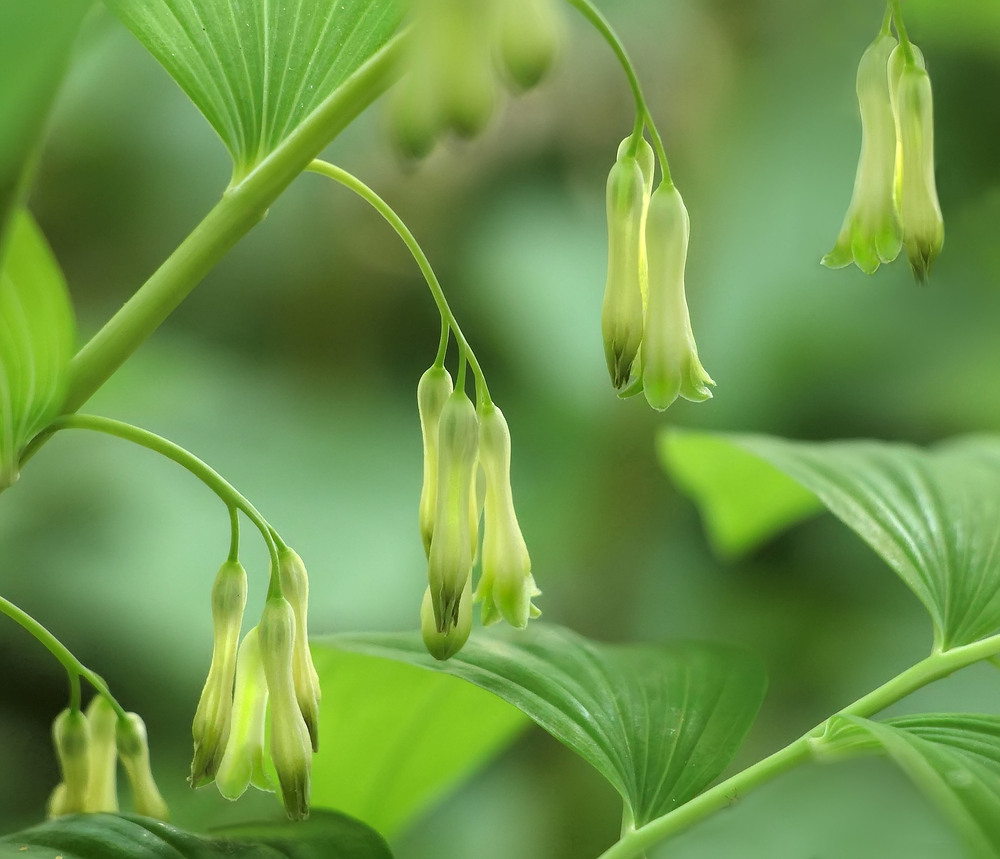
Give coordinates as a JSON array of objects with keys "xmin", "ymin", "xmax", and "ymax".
[
  {"xmin": 661, "ymin": 431, "xmax": 1000, "ymax": 650},
  {"xmin": 0, "ymin": 211, "xmax": 75, "ymax": 490},
  {"xmin": 0, "ymin": 810, "xmax": 392, "ymax": 858},
  {"xmin": 659, "ymin": 429, "xmax": 823, "ymax": 558},
  {"xmin": 817, "ymin": 714, "xmax": 1000, "ymax": 859},
  {"xmin": 308, "ymin": 646, "xmax": 528, "ymax": 837},
  {"xmin": 319, "ymin": 624, "xmax": 767, "ymax": 826},
  {"xmin": 102, "ymin": 0, "xmax": 404, "ymax": 178},
  {"xmin": 0, "ymin": 0, "xmax": 91, "ymax": 242}
]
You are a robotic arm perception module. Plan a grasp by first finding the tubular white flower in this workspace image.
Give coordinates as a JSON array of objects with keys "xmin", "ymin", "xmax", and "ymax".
[
  {"xmin": 417, "ymin": 365, "xmax": 454, "ymax": 556},
  {"xmin": 116, "ymin": 712, "xmax": 169, "ymax": 820},
  {"xmin": 49, "ymin": 708, "xmax": 91, "ymax": 817},
  {"xmin": 277, "ymin": 547, "xmax": 321, "ymax": 753},
  {"xmin": 84, "ymin": 695, "xmax": 119, "ymax": 813}
]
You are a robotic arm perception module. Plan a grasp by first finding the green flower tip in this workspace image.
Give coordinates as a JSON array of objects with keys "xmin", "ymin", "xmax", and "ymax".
[
  {"xmin": 421, "ymin": 579, "xmax": 472, "ymax": 661},
  {"xmin": 498, "ymin": 0, "xmax": 560, "ymax": 91}
]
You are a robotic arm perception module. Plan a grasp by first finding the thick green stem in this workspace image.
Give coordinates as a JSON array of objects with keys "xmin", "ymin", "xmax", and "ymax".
[
  {"xmin": 62, "ymin": 33, "xmax": 406, "ymax": 416},
  {"xmin": 598, "ymin": 633, "xmax": 1000, "ymax": 859}
]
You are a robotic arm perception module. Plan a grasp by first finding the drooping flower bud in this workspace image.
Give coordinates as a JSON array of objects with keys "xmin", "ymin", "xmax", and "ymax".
[
  {"xmin": 417, "ymin": 365, "xmax": 454, "ymax": 555},
  {"xmin": 215, "ymin": 627, "xmax": 273, "ymax": 799},
  {"xmin": 190, "ymin": 559, "xmax": 247, "ymax": 786},
  {"xmin": 889, "ymin": 45, "xmax": 943, "ymax": 281},
  {"xmin": 474, "ymin": 404, "xmax": 540, "ymax": 628},
  {"xmin": 497, "ymin": 0, "xmax": 560, "ymax": 91},
  {"xmin": 641, "ymin": 183, "xmax": 714, "ymax": 410},
  {"xmin": 259, "ymin": 597, "xmax": 312, "ymax": 820},
  {"xmin": 116, "ymin": 712, "xmax": 169, "ymax": 820},
  {"xmin": 84, "ymin": 695, "xmax": 119, "ymax": 813},
  {"xmin": 602, "ymin": 149, "xmax": 647, "ymax": 390},
  {"xmin": 822, "ymin": 33, "xmax": 902, "ymax": 274},
  {"xmin": 277, "ymin": 546, "xmax": 321, "ymax": 752},
  {"xmin": 420, "ymin": 577, "xmax": 472, "ymax": 660},
  {"xmin": 427, "ymin": 389, "xmax": 480, "ymax": 637},
  {"xmin": 49, "ymin": 708, "xmax": 91, "ymax": 817},
  {"xmin": 436, "ymin": 0, "xmax": 497, "ymax": 137}
]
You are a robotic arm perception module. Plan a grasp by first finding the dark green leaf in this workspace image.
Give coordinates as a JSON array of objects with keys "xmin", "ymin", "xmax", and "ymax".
[
  {"xmin": 818, "ymin": 714, "xmax": 1000, "ymax": 859},
  {"xmin": 102, "ymin": 0, "xmax": 404, "ymax": 177},
  {"xmin": 0, "ymin": 810, "xmax": 392, "ymax": 858},
  {"xmin": 661, "ymin": 431, "xmax": 1000, "ymax": 650},
  {"xmin": 319, "ymin": 624, "xmax": 767, "ymax": 826},
  {"xmin": 0, "ymin": 211, "xmax": 75, "ymax": 490},
  {"xmin": 309, "ymin": 646, "xmax": 528, "ymax": 837}
]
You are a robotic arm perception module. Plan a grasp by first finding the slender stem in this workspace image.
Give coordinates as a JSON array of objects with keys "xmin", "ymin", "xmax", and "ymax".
[
  {"xmin": 306, "ymin": 159, "xmax": 492, "ymax": 408},
  {"xmin": 0, "ymin": 595, "xmax": 126, "ymax": 719},
  {"xmin": 227, "ymin": 506, "xmax": 240, "ymax": 563},
  {"xmin": 889, "ymin": 0, "xmax": 915, "ymax": 64},
  {"xmin": 879, "ymin": 5, "xmax": 892, "ymax": 36},
  {"xmin": 597, "ymin": 632, "xmax": 1000, "ymax": 859},
  {"xmin": 566, "ymin": 0, "xmax": 673, "ymax": 186},
  {"xmin": 434, "ymin": 318, "xmax": 450, "ymax": 368}
]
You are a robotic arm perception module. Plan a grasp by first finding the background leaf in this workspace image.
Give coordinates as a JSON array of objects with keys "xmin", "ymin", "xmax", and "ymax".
[
  {"xmin": 818, "ymin": 714, "xmax": 1000, "ymax": 859},
  {"xmin": 309, "ymin": 647, "xmax": 528, "ymax": 837},
  {"xmin": 318, "ymin": 624, "xmax": 767, "ymax": 827},
  {"xmin": 0, "ymin": 810, "xmax": 392, "ymax": 858},
  {"xmin": 0, "ymin": 211, "xmax": 75, "ymax": 490},
  {"xmin": 102, "ymin": 0, "xmax": 404, "ymax": 177},
  {"xmin": 661, "ymin": 431, "xmax": 1000, "ymax": 650}
]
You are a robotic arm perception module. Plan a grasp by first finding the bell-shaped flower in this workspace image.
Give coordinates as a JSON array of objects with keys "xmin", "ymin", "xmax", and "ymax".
[
  {"xmin": 417, "ymin": 365, "xmax": 454, "ymax": 555},
  {"xmin": 49, "ymin": 708, "xmax": 91, "ymax": 817},
  {"xmin": 116, "ymin": 712, "xmax": 169, "ymax": 820},
  {"xmin": 190, "ymin": 559, "xmax": 247, "ymax": 786},
  {"xmin": 889, "ymin": 45, "xmax": 943, "ymax": 281},
  {"xmin": 259, "ymin": 597, "xmax": 312, "ymax": 820},
  {"xmin": 84, "ymin": 695, "xmax": 119, "ymax": 813},
  {"xmin": 215, "ymin": 627, "xmax": 273, "ymax": 799},
  {"xmin": 277, "ymin": 546, "xmax": 321, "ymax": 752},
  {"xmin": 640, "ymin": 183, "xmax": 714, "ymax": 410},
  {"xmin": 823, "ymin": 33, "xmax": 902, "ymax": 274},
  {"xmin": 427, "ymin": 389, "xmax": 480, "ymax": 637},
  {"xmin": 420, "ymin": 576, "xmax": 472, "ymax": 661},
  {"xmin": 474, "ymin": 404, "xmax": 540, "ymax": 628},
  {"xmin": 497, "ymin": 0, "xmax": 560, "ymax": 91},
  {"xmin": 601, "ymin": 149, "xmax": 647, "ymax": 390}
]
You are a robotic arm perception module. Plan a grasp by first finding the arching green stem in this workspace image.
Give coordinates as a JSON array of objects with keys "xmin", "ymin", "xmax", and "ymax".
[
  {"xmin": 306, "ymin": 159, "xmax": 492, "ymax": 409},
  {"xmin": 889, "ymin": 0, "xmax": 915, "ymax": 65},
  {"xmin": 434, "ymin": 318, "xmax": 450, "ymax": 368},
  {"xmin": 227, "ymin": 505, "xmax": 240, "ymax": 563}
]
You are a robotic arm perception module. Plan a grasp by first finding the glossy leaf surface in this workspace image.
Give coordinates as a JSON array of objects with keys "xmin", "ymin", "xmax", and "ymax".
[{"xmin": 319, "ymin": 624, "xmax": 767, "ymax": 826}]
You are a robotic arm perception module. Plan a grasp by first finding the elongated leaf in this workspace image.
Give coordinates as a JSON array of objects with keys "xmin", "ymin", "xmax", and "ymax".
[
  {"xmin": 103, "ymin": 0, "xmax": 404, "ymax": 177},
  {"xmin": 0, "ymin": 0, "xmax": 91, "ymax": 243},
  {"xmin": 661, "ymin": 431, "xmax": 1000, "ymax": 650},
  {"xmin": 0, "ymin": 810, "xmax": 392, "ymax": 858},
  {"xmin": 319, "ymin": 624, "xmax": 767, "ymax": 826},
  {"xmin": 0, "ymin": 211, "xmax": 75, "ymax": 490},
  {"xmin": 817, "ymin": 714, "xmax": 1000, "ymax": 858},
  {"xmin": 660, "ymin": 430, "xmax": 823, "ymax": 558},
  {"xmin": 309, "ymin": 647, "xmax": 528, "ymax": 837}
]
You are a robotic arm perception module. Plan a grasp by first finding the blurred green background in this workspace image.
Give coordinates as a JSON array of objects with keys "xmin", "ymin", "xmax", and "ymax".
[{"xmin": 2, "ymin": 0, "xmax": 1000, "ymax": 855}]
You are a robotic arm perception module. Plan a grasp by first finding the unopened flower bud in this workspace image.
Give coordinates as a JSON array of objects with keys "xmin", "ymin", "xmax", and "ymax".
[
  {"xmin": 417, "ymin": 365, "xmax": 454, "ymax": 555},
  {"xmin": 602, "ymin": 150, "xmax": 647, "ymax": 390},
  {"xmin": 116, "ymin": 712, "xmax": 169, "ymax": 820},
  {"xmin": 641, "ymin": 184, "xmax": 714, "ymax": 410},
  {"xmin": 49, "ymin": 708, "xmax": 91, "ymax": 817},
  {"xmin": 259, "ymin": 598, "xmax": 312, "ymax": 820},
  {"xmin": 215, "ymin": 627, "xmax": 272, "ymax": 799},
  {"xmin": 474, "ymin": 405, "xmax": 540, "ymax": 628},
  {"xmin": 420, "ymin": 576, "xmax": 472, "ymax": 660},
  {"xmin": 84, "ymin": 695, "xmax": 119, "ymax": 813},
  {"xmin": 497, "ymin": 0, "xmax": 560, "ymax": 91},
  {"xmin": 190, "ymin": 559, "xmax": 247, "ymax": 786},
  {"xmin": 437, "ymin": 0, "xmax": 496, "ymax": 137},
  {"xmin": 427, "ymin": 389, "xmax": 480, "ymax": 637},
  {"xmin": 277, "ymin": 546, "xmax": 321, "ymax": 752},
  {"xmin": 823, "ymin": 33, "xmax": 902, "ymax": 274}
]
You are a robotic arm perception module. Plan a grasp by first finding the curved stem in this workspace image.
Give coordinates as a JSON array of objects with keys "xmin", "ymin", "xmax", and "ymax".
[
  {"xmin": 889, "ymin": 0, "xmax": 915, "ymax": 64},
  {"xmin": 227, "ymin": 506, "xmax": 240, "ymax": 563},
  {"xmin": 566, "ymin": 0, "xmax": 672, "ymax": 186},
  {"xmin": 0, "ymin": 595, "xmax": 126, "ymax": 719},
  {"xmin": 434, "ymin": 318, "xmax": 450, "ymax": 368},
  {"xmin": 306, "ymin": 159, "xmax": 492, "ymax": 408},
  {"xmin": 597, "ymin": 632, "xmax": 1000, "ymax": 859}
]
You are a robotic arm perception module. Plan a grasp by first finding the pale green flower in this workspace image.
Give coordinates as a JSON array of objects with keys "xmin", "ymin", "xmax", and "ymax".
[
  {"xmin": 49, "ymin": 708, "xmax": 91, "ymax": 817},
  {"xmin": 420, "ymin": 577, "xmax": 472, "ymax": 661},
  {"xmin": 116, "ymin": 712, "xmax": 169, "ymax": 820},
  {"xmin": 277, "ymin": 547, "xmax": 321, "ymax": 753},
  {"xmin": 417, "ymin": 365, "xmax": 454, "ymax": 556},
  {"xmin": 84, "ymin": 695, "xmax": 119, "ymax": 813}
]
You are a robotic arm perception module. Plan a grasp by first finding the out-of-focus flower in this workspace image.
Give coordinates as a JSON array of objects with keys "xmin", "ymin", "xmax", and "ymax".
[
  {"xmin": 84, "ymin": 695, "xmax": 119, "ymax": 813},
  {"xmin": 116, "ymin": 712, "xmax": 169, "ymax": 820},
  {"xmin": 48, "ymin": 708, "xmax": 91, "ymax": 817}
]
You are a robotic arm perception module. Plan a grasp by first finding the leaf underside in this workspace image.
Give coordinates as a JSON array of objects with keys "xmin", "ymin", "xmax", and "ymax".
[{"xmin": 319, "ymin": 623, "xmax": 767, "ymax": 826}]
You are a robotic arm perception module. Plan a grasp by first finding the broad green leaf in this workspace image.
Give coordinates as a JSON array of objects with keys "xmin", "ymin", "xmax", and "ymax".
[
  {"xmin": 817, "ymin": 714, "xmax": 1000, "ymax": 859},
  {"xmin": 0, "ymin": 0, "xmax": 91, "ymax": 243},
  {"xmin": 0, "ymin": 211, "xmax": 75, "ymax": 490},
  {"xmin": 309, "ymin": 647, "xmax": 528, "ymax": 837},
  {"xmin": 661, "ymin": 431, "xmax": 1000, "ymax": 650},
  {"xmin": 102, "ymin": 0, "xmax": 404, "ymax": 178},
  {"xmin": 319, "ymin": 624, "xmax": 767, "ymax": 826},
  {"xmin": 0, "ymin": 810, "xmax": 392, "ymax": 858},
  {"xmin": 660, "ymin": 429, "xmax": 823, "ymax": 558}
]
